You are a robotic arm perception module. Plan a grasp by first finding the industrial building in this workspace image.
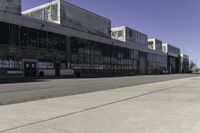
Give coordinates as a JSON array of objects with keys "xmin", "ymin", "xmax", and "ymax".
[
  {"xmin": 147, "ymin": 38, "xmax": 163, "ymax": 52},
  {"xmin": 162, "ymin": 43, "xmax": 181, "ymax": 73},
  {"xmin": 0, "ymin": 0, "xmax": 189, "ymax": 77},
  {"xmin": 148, "ymin": 38, "xmax": 186, "ymax": 74},
  {"xmin": 180, "ymin": 54, "xmax": 189, "ymax": 73}
]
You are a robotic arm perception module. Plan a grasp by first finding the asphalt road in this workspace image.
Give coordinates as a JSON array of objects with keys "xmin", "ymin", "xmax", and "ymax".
[{"xmin": 0, "ymin": 74, "xmax": 199, "ymax": 105}]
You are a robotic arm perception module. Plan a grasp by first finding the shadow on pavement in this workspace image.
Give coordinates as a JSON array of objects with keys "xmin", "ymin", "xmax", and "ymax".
[{"xmin": 0, "ymin": 77, "xmax": 47, "ymax": 84}]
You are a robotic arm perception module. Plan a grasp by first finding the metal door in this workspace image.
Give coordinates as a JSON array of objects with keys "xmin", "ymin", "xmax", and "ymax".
[{"xmin": 24, "ymin": 62, "xmax": 37, "ymax": 77}]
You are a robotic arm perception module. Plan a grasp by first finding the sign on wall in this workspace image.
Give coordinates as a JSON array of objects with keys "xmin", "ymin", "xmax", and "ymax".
[{"xmin": 0, "ymin": 0, "xmax": 21, "ymax": 14}]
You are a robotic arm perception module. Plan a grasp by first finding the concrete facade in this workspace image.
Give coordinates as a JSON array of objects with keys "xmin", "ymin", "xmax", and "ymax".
[
  {"xmin": 162, "ymin": 43, "xmax": 181, "ymax": 73},
  {"xmin": 0, "ymin": 0, "xmax": 21, "ymax": 15},
  {"xmin": 111, "ymin": 26, "xmax": 148, "ymax": 45},
  {"xmin": 0, "ymin": 0, "xmax": 189, "ymax": 77},
  {"xmin": 22, "ymin": 0, "xmax": 111, "ymax": 38},
  {"xmin": 147, "ymin": 38, "xmax": 163, "ymax": 52},
  {"xmin": 180, "ymin": 54, "xmax": 189, "ymax": 73}
]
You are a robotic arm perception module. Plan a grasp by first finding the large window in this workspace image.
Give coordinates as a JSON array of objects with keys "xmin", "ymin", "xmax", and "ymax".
[
  {"xmin": 0, "ymin": 59, "xmax": 22, "ymax": 69},
  {"xmin": 0, "ymin": 22, "xmax": 60, "ymax": 50},
  {"xmin": 10, "ymin": 24, "xmax": 19, "ymax": 45},
  {"xmin": 70, "ymin": 37, "xmax": 139, "ymax": 74},
  {"xmin": 0, "ymin": 22, "xmax": 9, "ymax": 44},
  {"xmin": 29, "ymin": 28, "xmax": 38, "ymax": 47},
  {"xmin": 19, "ymin": 26, "xmax": 66, "ymax": 51},
  {"xmin": 20, "ymin": 26, "xmax": 29, "ymax": 47},
  {"xmin": 38, "ymin": 62, "xmax": 54, "ymax": 69},
  {"xmin": 147, "ymin": 53, "xmax": 167, "ymax": 73},
  {"xmin": 127, "ymin": 29, "xmax": 147, "ymax": 45},
  {"xmin": 27, "ymin": 4, "xmax": 58, "ymax": 22},
  {"xmin": 0, "ymin": 22, "xmax": 19, "ymax": 45}
]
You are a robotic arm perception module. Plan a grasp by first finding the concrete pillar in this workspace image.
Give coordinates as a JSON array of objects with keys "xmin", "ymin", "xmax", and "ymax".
[
  {"xmin": 65, "ymin": 36, "xmax": 71, "ymax": 69},
  {"xmin": 56, "ymin": 0, "xmax": 62, "ymax": 23}
]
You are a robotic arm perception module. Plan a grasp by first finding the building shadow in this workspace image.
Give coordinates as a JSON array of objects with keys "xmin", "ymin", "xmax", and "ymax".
[{"xmin": 0, "ymin": 77, "xmax": 47, "ymax": 84}]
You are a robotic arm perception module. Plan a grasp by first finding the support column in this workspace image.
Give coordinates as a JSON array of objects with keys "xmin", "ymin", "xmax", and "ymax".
[{"xmin": 65, "ymin": 36, "xmax": 71, "ymax": 69}]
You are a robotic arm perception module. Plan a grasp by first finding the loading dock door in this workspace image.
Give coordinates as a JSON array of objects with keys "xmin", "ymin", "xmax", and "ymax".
[
  {"xmin": 139, "ymin": 57, "xmax": 146, "ymax": 74},
  {"xmin": 24, "ymin": 62, "xmax": 37, "ymax": 77}
]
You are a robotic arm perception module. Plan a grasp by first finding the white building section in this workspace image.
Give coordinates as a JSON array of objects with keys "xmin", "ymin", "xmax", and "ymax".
[
  {"xmin": 148, "ymin": 38, "xmax": 163, "ymax": 51},
  {"xmin": 162, "ymin": 43, "xmax": 180, "ymax": 57},
  {"xmin": 22, "ymin": 1, "xmax": 59, "ymax": 23},
  {"xmin": 111, "ymin": 26, "xmax": 148, "ymax": 45},
  {"xmin": 22, "ymin": 0, "xmax": 111, "ymax": 38}
]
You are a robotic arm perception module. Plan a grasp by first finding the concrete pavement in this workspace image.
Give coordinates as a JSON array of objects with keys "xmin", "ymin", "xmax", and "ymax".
[
  {"xmin": 0, "ymin": 76, "xmax": 200, "ymax": 133},
  {"xmin": 0, "ymin": 74, "xmax": 199, "ymax": 105}
]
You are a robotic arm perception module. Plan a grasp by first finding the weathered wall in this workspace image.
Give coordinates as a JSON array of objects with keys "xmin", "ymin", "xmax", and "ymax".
[
  {"xmin": 111, "ymin": 27, "xmax": 126, "ymax": 42},
  {"xmin": 0, "ymin": 0, "xmax": 21, "ymax": 14},
  {"xmin": 60, "ymin": 1, "xmax": 111, "ymax": 38}
]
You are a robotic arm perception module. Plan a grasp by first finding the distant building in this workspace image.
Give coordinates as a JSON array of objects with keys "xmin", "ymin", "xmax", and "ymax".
[
  {"xmin": 111, "ymin": 26, "xmax": 148, "ymax": 45},
  {"xmin": 180, "ymin": 54, "xmax": 189, "ymax": 73},
  {"xmin": 162, "ymin": 43, "xmax": 181, "ymax": 73}
]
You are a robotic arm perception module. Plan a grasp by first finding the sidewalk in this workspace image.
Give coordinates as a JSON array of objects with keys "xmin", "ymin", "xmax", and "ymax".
[{"xmin": 0, "ymin": 76, "xmax": 200, "ymax": 133}]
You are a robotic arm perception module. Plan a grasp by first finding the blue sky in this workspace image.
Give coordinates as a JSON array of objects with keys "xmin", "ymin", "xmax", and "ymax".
[{"xmin": 22, "ymin": 0, "xmax": 200, "ymax": 66}]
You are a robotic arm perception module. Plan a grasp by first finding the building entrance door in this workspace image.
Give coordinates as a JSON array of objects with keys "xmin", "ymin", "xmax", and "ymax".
[
  {"xmin": 55, "ymin": 63, "xmax": 60, "ymax": 76},
  {"xmin": 24, "ymin": 62, "xmax": 37, "ymax": 77}
]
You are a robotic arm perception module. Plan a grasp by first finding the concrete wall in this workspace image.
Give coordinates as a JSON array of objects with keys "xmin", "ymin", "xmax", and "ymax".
[
  {"xmin": 126, "ymin": 27, "xmax": 148, "ymax": 45},
  {"xmin": 111, "ymin": 26, "xmax": 148, "ymax": 45},
  {"xmin": 60, "ymin": 1, "xmax": 111, "ymax": 38},
  {"xmin": 162, "ymin": 43, "xmax": 180, "ymax": 58},
  {"xmin": 0, "ymin": 0, "xmax": 21, "ymax": 15},
  {"xmin": 148, "ymin": 38, "xmax": 162, "ymax": 51},
  {"xmin": 22, "ymin": 0, "xmax": 111, "ymax": 38}
]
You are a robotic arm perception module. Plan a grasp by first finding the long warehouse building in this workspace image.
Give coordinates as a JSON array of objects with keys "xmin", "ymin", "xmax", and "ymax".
[{"xmin": 0, "ymin": 0, "xmax": 189, "ymax": 77}]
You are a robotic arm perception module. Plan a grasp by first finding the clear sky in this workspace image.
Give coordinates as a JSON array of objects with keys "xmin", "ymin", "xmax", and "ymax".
[{"xmin": 22, "ymin": 0, "xmax": 200, "ymax": 67}]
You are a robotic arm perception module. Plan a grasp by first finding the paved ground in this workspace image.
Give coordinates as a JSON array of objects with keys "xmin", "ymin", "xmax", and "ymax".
[
  {"xmin": 0, "ymin": 75, "xmax": 200, "ymax": 133},
  {"xmin": 0, "ymin": 74, "xmax": 199, "ymax": 105}
]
